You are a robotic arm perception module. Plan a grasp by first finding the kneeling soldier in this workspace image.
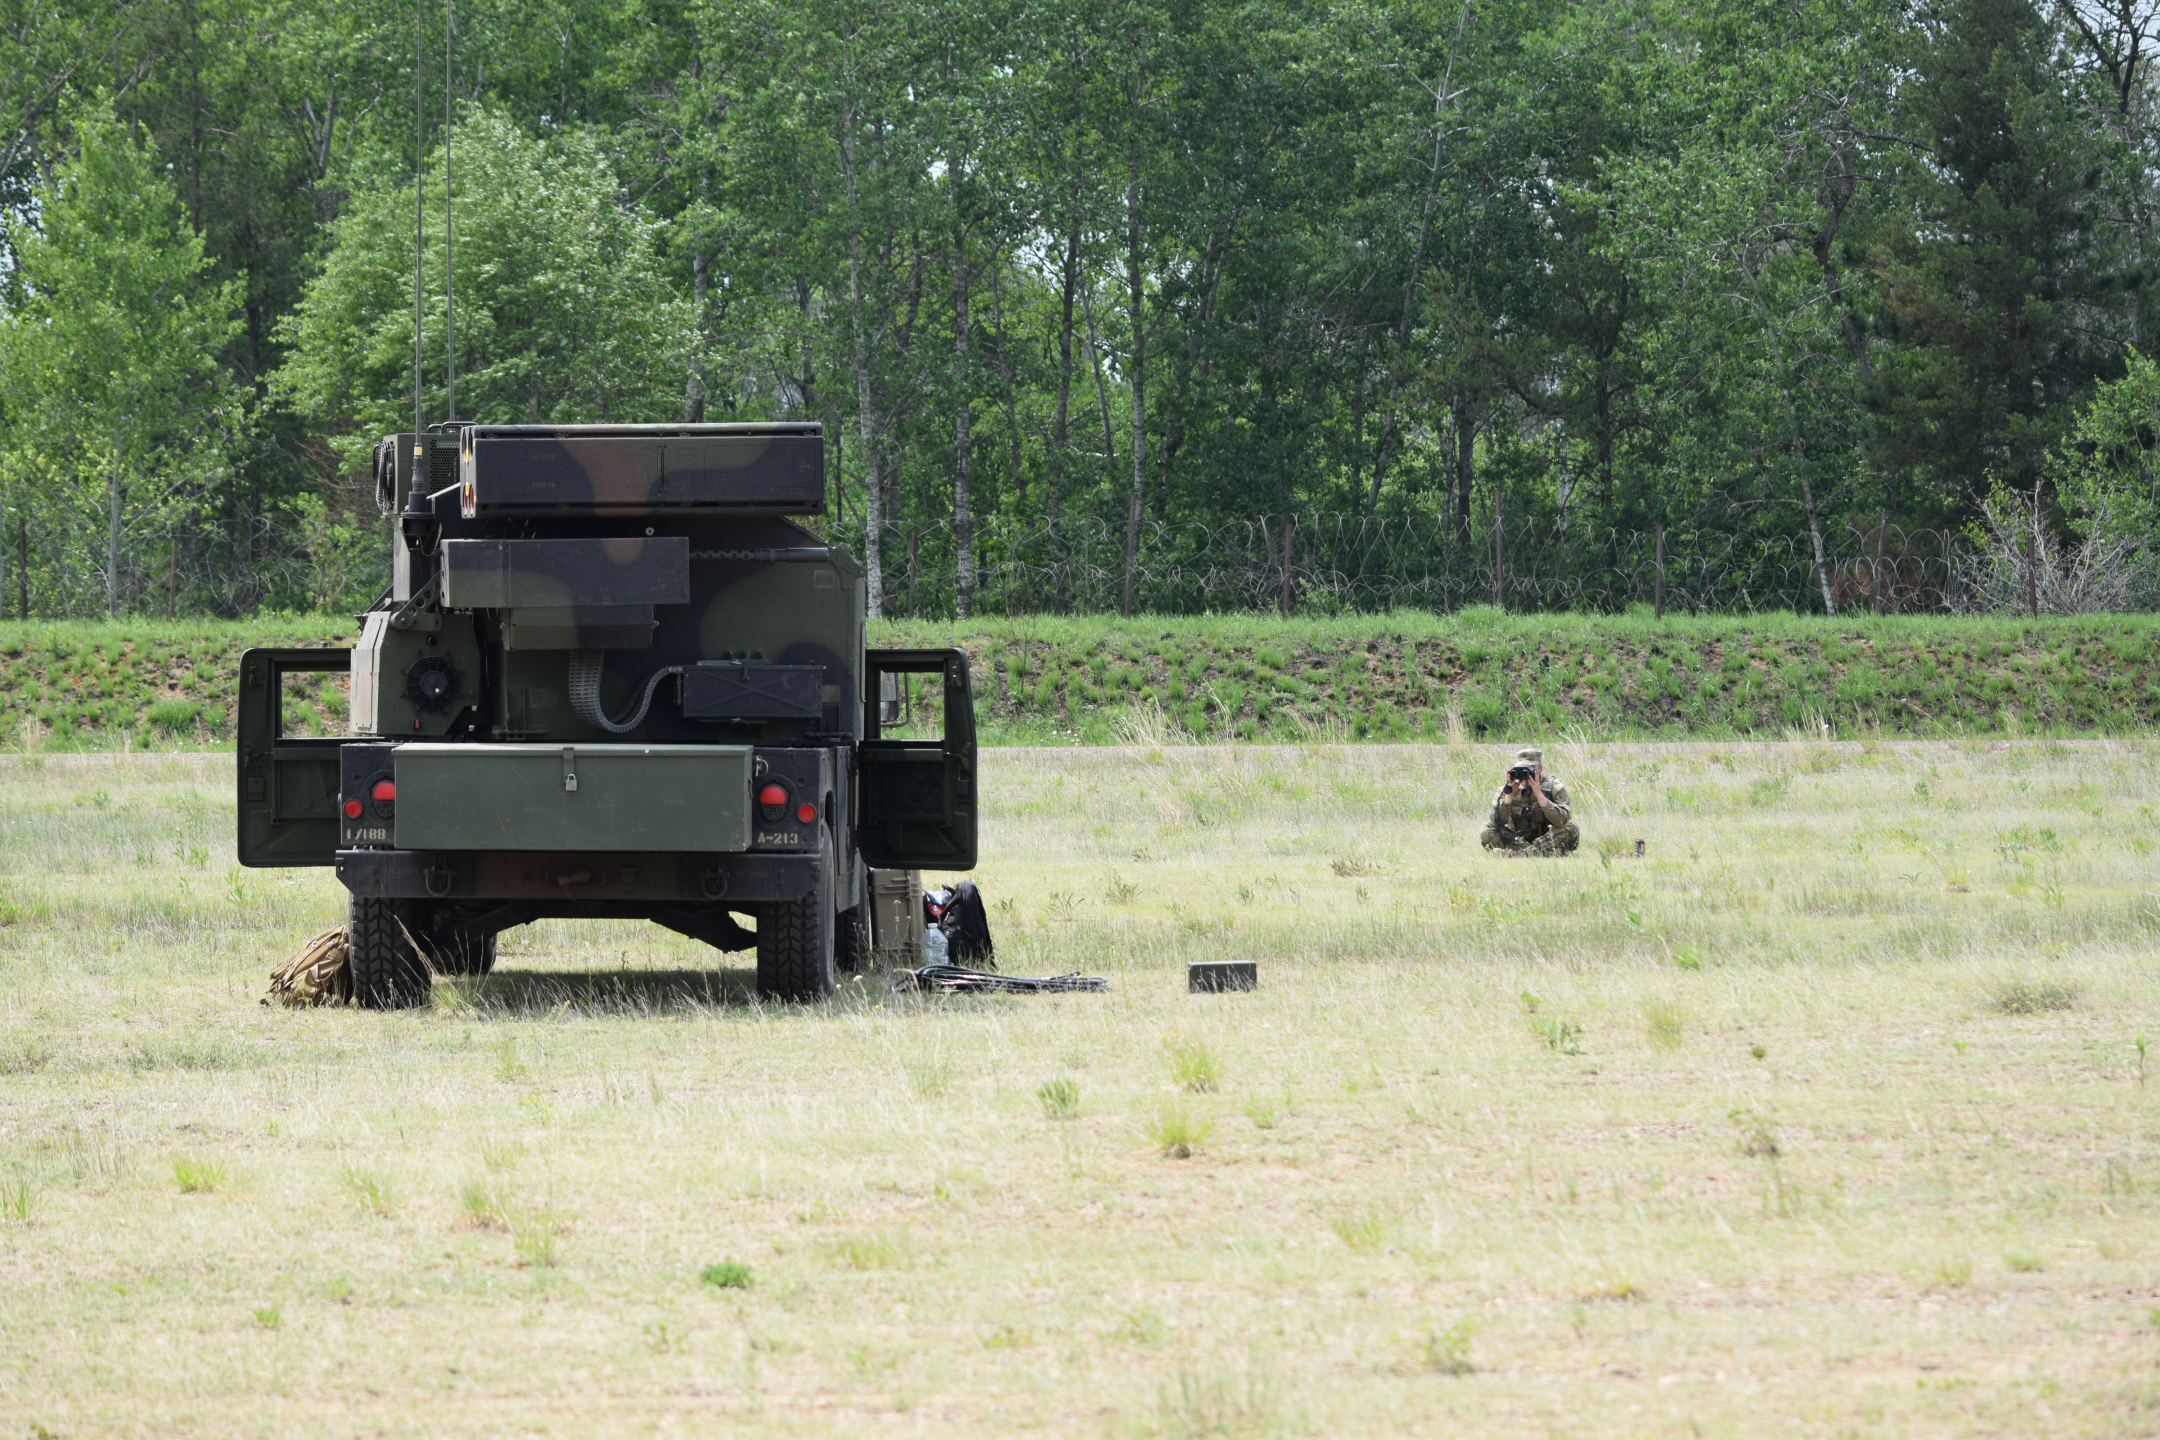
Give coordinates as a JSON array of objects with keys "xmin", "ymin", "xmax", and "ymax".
[{"xmin": 1481, "ymin": 747, "xmax": 1580, "ymax": 857}]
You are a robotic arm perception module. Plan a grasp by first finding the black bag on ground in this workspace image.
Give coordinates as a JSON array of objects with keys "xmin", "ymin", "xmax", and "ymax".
[{"xmin": 938, "ymin": 880, "xmax": 995, "ymax": 968}]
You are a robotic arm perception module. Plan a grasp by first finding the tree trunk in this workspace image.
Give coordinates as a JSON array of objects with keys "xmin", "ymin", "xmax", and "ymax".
[
  {"xmin": 1451, "ymin": 393, "xmax": 1475, "ymax": 545},
  {"xmin": 951, "ymin": 212, "xmax": 975, "ymax": 620},
  {"xmin": 683, "ymin": 249, "xmax": 708, "ymax": 422},
  {"xmin": 1051, "ymin": 221, "xmax": 1077, "ymax": 533},
  {"xmin": 989, "ymin": 251, "xmax": 1023, "ymax": 515},
  {"xmin": 106, "ymin": 458, "xmax": 121, "ymax": 620},
  {"xmin": 1121, "ymin": 144, "xmax": 1145, "ymax": 619},
  {"xmin": 841, "ymin": 101, "xmax": 884, "ymax": 619},
  {"xmin": 1080, "ymin": 280, "xmax": 1117, "ymax": 471},
  {"xmin": 1798, "ymin": 463, "xmax": 1836, "ymax": 617}
]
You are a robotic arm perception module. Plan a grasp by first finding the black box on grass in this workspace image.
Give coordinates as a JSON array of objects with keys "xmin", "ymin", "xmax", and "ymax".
[{"xmin": 1189, "ymin": 961, "xmax": 1257, "ymax": 993}]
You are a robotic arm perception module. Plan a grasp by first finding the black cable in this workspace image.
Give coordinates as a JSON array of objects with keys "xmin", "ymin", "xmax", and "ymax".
[{"xmin": 897, "ymin": 965, "xmax": 1108, "ymax": 995}]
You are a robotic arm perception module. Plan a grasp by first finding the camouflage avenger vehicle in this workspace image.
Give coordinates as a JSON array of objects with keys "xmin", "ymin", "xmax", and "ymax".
[{"xmin": 236, "ymin": 423, "xmax": 977, "ymax": 1007}]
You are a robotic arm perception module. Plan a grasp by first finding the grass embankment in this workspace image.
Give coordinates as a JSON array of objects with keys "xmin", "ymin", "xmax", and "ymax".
[
  {"xmin": 1, "ymin": 609, "xmax": 2154, "ymax": 749},
  {"xmin": 1, "ymin": 739, "xmax": 2156, "ymax": 1435},
  {"xmin": 893, "ymin": 609, "xmax": 2160, "ymax": 742},
  {"xmin": 0, "ymin": 617, "xmax": 357, "ymax": 751}
]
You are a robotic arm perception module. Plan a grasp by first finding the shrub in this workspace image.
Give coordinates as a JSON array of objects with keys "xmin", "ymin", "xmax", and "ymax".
[
  {"xmin": 1165, "ymin": 1035, "xmax": 1223, "ymax": 1092},
  {"xmin": 146, "ymin": 699, "xmax": 202, "ymax": 733},
  {"xmin": 700, "ymin": 1260, "xmax": 754, "ymax": 1289},
  {"xmin": 1460, "ymin": 688, "xmax": 1507, "ymax": 735},
  {"xmin": 1419, "ymin": 1319, "xmax": 1476, "ymax": 1376},
  {"xmin": 1146, "ymin": 1099, "xmax": 1214, "ymax": 1158},
  {"xmin": 1643, "ymin": 999, "xmax": 1687, "ymax": 1049},
  {"xmin": 1036, "ymin": 1077, "xmax": 1081, "ymax": 1120},
  {"xmin": 1993, "ymin": 978, "xmax": 2077, "ymax": 1015},
  {"xmin": 173, "ymin": 1158, "xmax": 228, "ymax": 1193},
  {"xmin": 340, "ymin": 1166, "xmax": 394, "ymax": 1217}
]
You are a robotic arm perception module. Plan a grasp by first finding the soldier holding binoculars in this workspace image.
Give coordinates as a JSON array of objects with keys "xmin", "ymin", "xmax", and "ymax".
[{"xmin": 1480, "ymin": 747, "xmax": 1580, "ymax": 856}]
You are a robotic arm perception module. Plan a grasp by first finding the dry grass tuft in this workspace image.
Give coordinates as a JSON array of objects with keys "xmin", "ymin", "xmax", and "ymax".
[
  {"xmin": 1145, "ymin": 1099, "xmax": 1215, "ymax": 1158},
  {"xmin": 1992, "ymin": 977, "xmax": 2080, "ymax": 1015}
]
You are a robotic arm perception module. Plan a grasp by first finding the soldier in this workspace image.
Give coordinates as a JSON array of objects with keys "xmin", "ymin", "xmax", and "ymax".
[{"xmin": 1480, "ymin": 747, "xmax": 1580, "ymax": 857}]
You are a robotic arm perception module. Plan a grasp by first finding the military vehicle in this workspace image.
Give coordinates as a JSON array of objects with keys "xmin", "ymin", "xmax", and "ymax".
[{"xmin": 236, "ymin": 422, "xmax": 977, "ymax": 1007}]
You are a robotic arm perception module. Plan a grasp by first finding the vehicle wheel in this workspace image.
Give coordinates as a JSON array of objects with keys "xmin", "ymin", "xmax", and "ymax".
[
  {"xmin": 429, "ymin": 928, "xmax": 497, "ymax": 977},
  {"xmin": 757, "ymin": 829, "xmax": 835, "ymax": 1001},
  {"xmin": 348, "ymin": 895, "xmax": 433, "ymax": 1009},
  {"xmin": 834, "ymin": 853, "xmax": 868, "ymax": 974},
  {"xmin": 835, "ymin": 904, "xmax": 869, "ymax": 974}
]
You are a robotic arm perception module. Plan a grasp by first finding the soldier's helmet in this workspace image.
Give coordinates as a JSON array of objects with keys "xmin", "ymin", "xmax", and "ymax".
[{"xmin": 1513, "ymin": 747, "xmax": 1543, "ymax": 767}]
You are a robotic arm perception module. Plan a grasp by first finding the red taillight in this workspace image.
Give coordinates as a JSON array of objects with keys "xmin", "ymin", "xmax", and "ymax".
[
  {"xmin": 758, "ymin": 783, "xmax": 788, "ymax": 809},
  {"xmin": 371, "ymin": 780, "xmax": 396, "ymax": 802},
  {"xmin": 343, "ymin": 799, "xmax": 363, "ymax": 819},
  {"xmin": 796, "ymin": 802, "xmax": 817, "ymax": 824}
]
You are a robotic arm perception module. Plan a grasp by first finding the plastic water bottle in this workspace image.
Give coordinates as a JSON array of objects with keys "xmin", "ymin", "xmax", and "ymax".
[{"xmin": 920, "ymin": 926, "xmax": 949, "ymax": 965}]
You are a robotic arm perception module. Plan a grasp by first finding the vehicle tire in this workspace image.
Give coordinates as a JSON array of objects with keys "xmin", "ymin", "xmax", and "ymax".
[
  {"xmin": 757, "ymin": 829, "xmax": 835, "ymax": 1001},
  {"xmin": 834, "ymin": 853, "xmax": 869, "ymax": 975},
  {"xmin": 348, "ymin": 895, "xmax": 433, "ymax": 1009},
  {"xmin": 429, "ymin": 928, "xmax": 497, "ymax": 977},
  {"xmin": 835, "ymin": 904, "xmax": 869, "ymax": 975}
]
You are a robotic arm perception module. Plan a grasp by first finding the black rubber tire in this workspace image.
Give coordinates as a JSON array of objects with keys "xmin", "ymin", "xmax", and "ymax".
[
  {"xmin": 348, "ymin": 895, "xmax": 434, "ymax": 1009},
  {"xmin": 757, "ymin": 830, "xmax": 835, "ymax": 1001},
  {"xmin": 835, "ymin": 905, "xmax": 869, "ymax": 975},
  {"xmin": 834, "ymin": 853, "xmax": 868, "ymax": 974},
  {"xmin": 429, "ymin": 929, "xmax": 497, "ymax": 977}
]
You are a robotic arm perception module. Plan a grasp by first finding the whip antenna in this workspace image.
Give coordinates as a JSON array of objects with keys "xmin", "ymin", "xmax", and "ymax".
[
  {"xmin": 412, "ymin": 0, "xmax": 424, "ymax": 448},
  {"xmin": 444, "ymin": 0, "xmax": 455, "ymax": 422}
]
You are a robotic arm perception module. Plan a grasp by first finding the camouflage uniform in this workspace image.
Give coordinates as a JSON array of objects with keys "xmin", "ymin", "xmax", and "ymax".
[{"xmin": 1480, "ymin": 747, "xmax": 1580, "ymax": 857}]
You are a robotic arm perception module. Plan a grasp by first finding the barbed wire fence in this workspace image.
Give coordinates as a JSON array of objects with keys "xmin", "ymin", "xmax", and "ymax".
[
  {"xmin": 831, "ymin": 512, "xmax": 2153, "ymax": 619},
  {"xmin": 2, "ymin": 504, "xmax": 2149, "ymax": 621}
]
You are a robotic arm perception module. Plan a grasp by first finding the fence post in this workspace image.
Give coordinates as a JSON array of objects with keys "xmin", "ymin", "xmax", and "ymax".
[
  {"xmin": 1654, "ymin": 525, "xmax": 1664, "ymax": 620},
  {"xmin": 1868, "ymin": 513, "xmax": 1883, "ymax": 615},
  {"xmin": 1280, "ymin": 518, "xmax": 1295, "ymax": 618},
  {"xmin": 2025, "ymin": 526, "xmax": 2039, "ymax": 619},
  {"xmin": 1492, "ymin": 490, "xmax": 1504, "ymax": 611}
]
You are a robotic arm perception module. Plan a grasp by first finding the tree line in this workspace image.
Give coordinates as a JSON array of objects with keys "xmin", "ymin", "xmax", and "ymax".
[{"xmin": 1, "ymin": 0, "xmax": 2156, "ymax": 619}]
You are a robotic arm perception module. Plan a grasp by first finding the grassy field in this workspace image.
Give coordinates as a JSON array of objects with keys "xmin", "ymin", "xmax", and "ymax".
[
  {"xmin": 4, "ymin": 608, "xmax": 2158, "ymax": 749},
  {"xmin": 2, "ymin": 738, "xmax": 2157, "ymax": 1436}
]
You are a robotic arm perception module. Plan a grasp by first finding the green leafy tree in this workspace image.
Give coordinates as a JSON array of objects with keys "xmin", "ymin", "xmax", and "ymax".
[
  {"xmin": 274, "ymin": 108, "xmax": 696, "ymax": 468},
  {"xmin": 0, "ymin": 96, "xmax": 244, "ymax": 618},
  {"xmin": 1870, "ymin": 0, "xmax": 2130, "ymax": 511}
]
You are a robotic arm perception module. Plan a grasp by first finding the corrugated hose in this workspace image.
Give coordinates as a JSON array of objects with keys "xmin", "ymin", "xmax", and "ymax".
[{"xmin": 568, "ymin": 651, "xmax": 683, "ymax": 735}]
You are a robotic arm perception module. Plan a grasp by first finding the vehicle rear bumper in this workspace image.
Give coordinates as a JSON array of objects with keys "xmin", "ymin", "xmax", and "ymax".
[{"xmin": 334, "ymin": 848, "xmax": 816, "ymax": 903}]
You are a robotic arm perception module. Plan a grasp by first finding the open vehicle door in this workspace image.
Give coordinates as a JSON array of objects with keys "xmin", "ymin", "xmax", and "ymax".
[
  {"xmin": 856, "ymin": 649, "xmax": 976, "ymax": 870},
  {"xmin": 236, "ymin": 647, "xmax": 352, "ymax": 867}
]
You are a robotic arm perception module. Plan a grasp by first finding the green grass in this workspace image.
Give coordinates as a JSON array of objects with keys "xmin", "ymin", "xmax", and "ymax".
[
  {"xmin": 3, "ymin": 608, "xmax": 2158, "ymax": 749},
  {"xmin": 0, "ymin": 615, "xmax": 355, "ymax": 750},
  {"xmin": 873, "ymin": 608, "xmax": 2160, "ymax": 744},
  {"xmin": 1, "ymin": 741, "xmax": 2158, "ymax": 1433}
]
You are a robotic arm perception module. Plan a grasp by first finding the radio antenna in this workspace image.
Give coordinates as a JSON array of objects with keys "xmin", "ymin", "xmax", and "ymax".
[
  {"xmin": 412, "ymin": 0, "xmax": 424, "ymax": 446},
  {"xmin": 444, "ymin": 0, "xmax": 455, "ymax": 423}
]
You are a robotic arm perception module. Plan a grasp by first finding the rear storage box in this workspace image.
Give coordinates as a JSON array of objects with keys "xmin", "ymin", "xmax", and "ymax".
[
  {"xmin": 394, "ymin": 743, "xmax": 752, "ymax": 852},
  {"xmin": 869, "ymin": 868, "xmax": 924, "ymax": 954}
]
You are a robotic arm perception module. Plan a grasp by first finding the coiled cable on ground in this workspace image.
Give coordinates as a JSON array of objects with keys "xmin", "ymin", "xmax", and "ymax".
[
  {"xmin": 897, "ymin": 965, "xmax": 1109, "ymax": 995},
  {"xmin": 568, "ymin": 651, "xmax": 683, "ymax": 734}
]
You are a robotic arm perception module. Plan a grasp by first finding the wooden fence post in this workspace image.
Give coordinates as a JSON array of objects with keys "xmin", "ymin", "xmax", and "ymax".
[
  {"xmin": 1492, "ymin": 490, "xmax": 1504, "ymax": 611},
  {"xmin": 1653, "ymin": 525, "xmax": 1664, "ymax": 620},
  {"xmin": 1280, "ymin": 518, "xmax": 1295, "ymax": 618},
  {"xmin": 2025, "ymin": 527, "xmax": 2039, "ymax": 619},
  {"xmin": 1872, "ymin": 513, "xmax": 1886, "ymax": 616}
]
